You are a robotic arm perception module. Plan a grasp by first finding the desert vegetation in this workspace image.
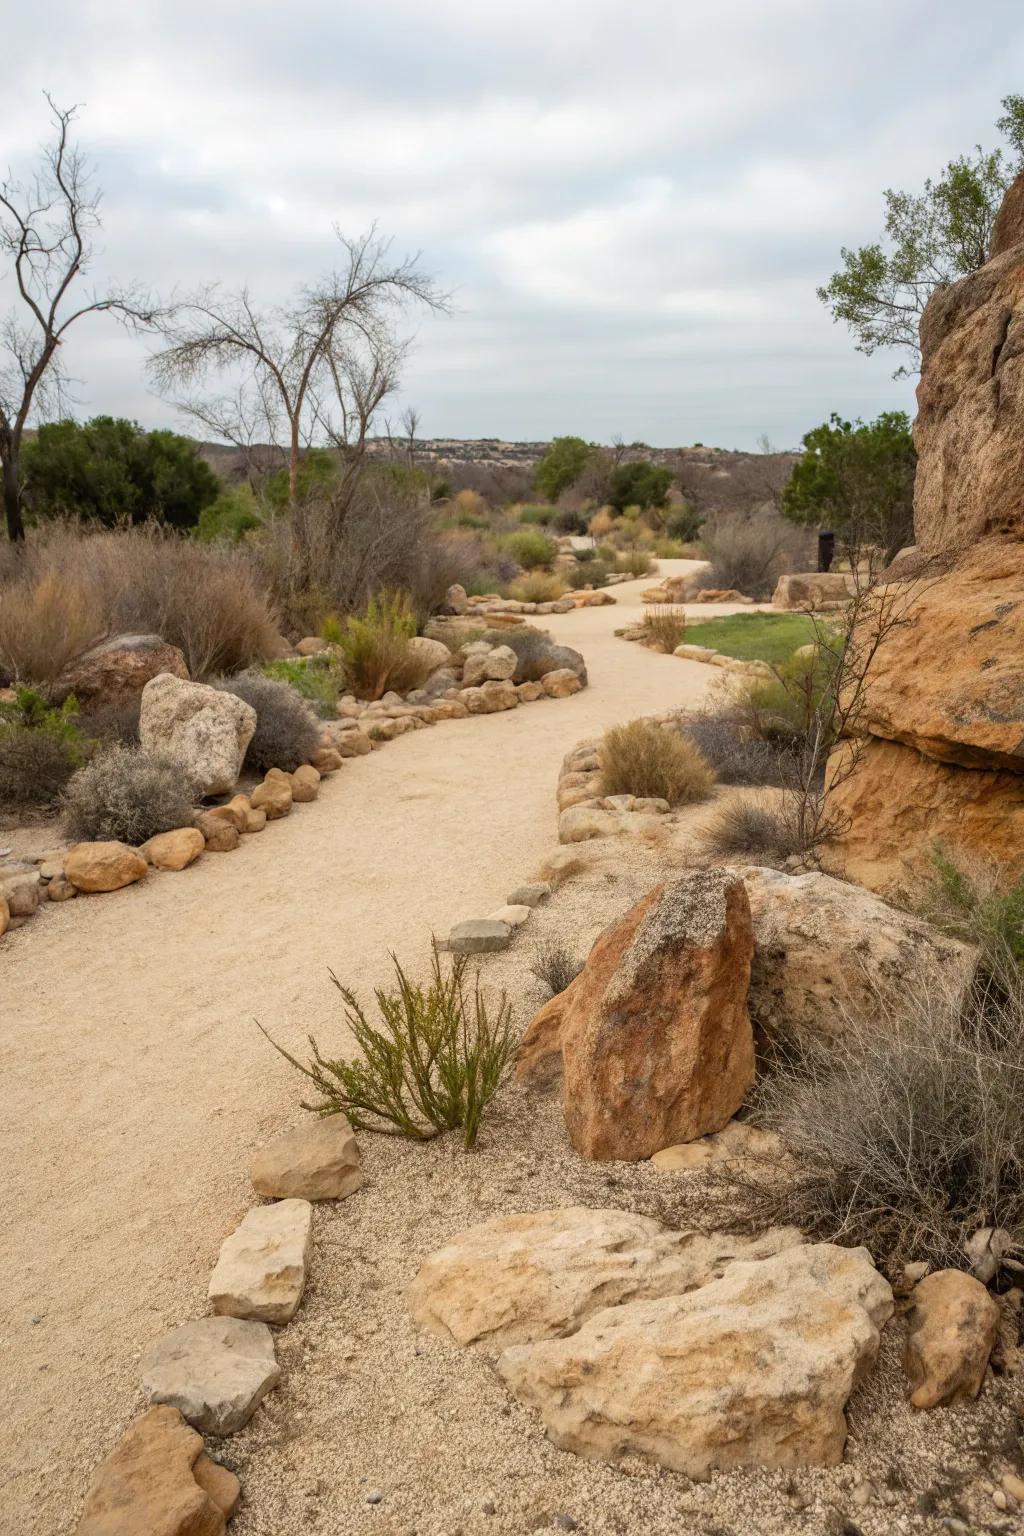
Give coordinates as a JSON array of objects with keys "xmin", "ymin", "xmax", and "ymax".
[{"xmin": 600, "ymin": 719, "xmax": 715, "ymax": 806}]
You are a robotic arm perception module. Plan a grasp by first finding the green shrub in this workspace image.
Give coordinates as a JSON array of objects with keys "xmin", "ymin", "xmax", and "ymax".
[
  {"xmin": 566, "ymin": 561, "xmax": 610, "ymax": 590},
  {"xmin": 61, "ymin": 744, "xmax": 197, "ymax": 844},
  {"xmin": 923, "ymin": 848, "xmax": 1024, "ymax": 971},
  {"xmin": 262, "ymin": 656, "xmax": 340, "ymax": 719},
  {"xmin": 609, "ymin": 460, "xmax": 673, "ymax": 513},
  {"xmin": 259, "ymin": 948, "xmax": 515, "ymax": 1149},
  {"xmin": 614, "ymin": 549, "xmax": 655, "ymax": 578},
  {"xmin": 501, "ymin": 530, "xmax": 557, "ymax": 570},
  {"xmin": 0, "ymin": 691, "xmax": 89, "ymax": 808},
  {"xmin": 600, "ymin": 719, "xmax": 715, "ymax": 805},
  {"xmin": 213, "ymin": 672, "xmax": 322, "ymax": 774},
  {"xmin": 642, "ymin": 607, "xmax": 686, "ymax": 653},
  {"xmin": 733, "ymin": 650, "xmax": 840, "ymax": 753},
  {"xmin": 337, "ymin": 591, "xmax": 436, "ymax": 701},
  {"xmin": 666, "ymin": 504, "xmax": 704, "ymax": 542},
  {"xmin": 553, "ymin": 507, "xmax": 588, "ymax": 535},
  {"xmin": 195, "ymin": 485, "xmax": 263, "ymax": 543},
  {"xmin": 518, "ymin": 504, "xmax": 556, "ymax": 525}
]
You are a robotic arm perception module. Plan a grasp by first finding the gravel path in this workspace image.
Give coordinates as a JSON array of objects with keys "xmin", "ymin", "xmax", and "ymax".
[{"xmin": 1, "ymin": 563, "xmax": 729, "ymax": 1534}]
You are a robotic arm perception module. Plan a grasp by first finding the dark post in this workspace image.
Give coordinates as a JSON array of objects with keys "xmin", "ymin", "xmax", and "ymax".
[{"xmin": 817, "ymin": 530, "xmax": 835, "ymax": 572}]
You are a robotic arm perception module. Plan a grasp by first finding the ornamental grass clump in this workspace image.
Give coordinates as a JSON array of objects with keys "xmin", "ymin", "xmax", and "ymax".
[
  {"xmin": 642, "ymin": 606, "xmax": 686, "ymax": 653},
  {"xmin": 600, "ymin": 718, "xmax": 715, "ymax": 806},
  {"xmin": 337, "ymin": 590, "xmax": 435, "ymax": 701},
  {"xmin": 259, "ymin": 948, "xmax": 516, "ymax": 1149}
]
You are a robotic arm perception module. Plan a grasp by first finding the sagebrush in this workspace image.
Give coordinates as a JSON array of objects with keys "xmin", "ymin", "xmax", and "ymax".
[
  {"xmin": 700, "ymin": 794, "xmax": 809, "ymax": 862},
  {"xmin": 259, "ymin": 948, "xmax": 515, "ymax": 1149},
  {"xmin": 530, "ymin": 942, "xmax": 583, "ymax": 998},
  {"xmin": 214, "ymin": 672, "xmax": 321, "ymax": 774},
  {"xmin": 61, "ymin": 745, "xmax": 197, "ymax": 844},
  {"xmin": 600, "ymin": 719, "xmax": 715, "ymax": 805}
]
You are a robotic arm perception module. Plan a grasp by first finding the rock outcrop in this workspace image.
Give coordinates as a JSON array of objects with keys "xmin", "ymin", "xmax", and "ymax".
[
  {"xmin": 496, "ymin": 1243, "xmax": 893, "ymax": 1478},
  {"xmin": 140, "ymin": 674, "xmax": 256, "ymax": 798},
  {"xmin": 517, "ymin": 870, "xmax": 755, "ymax": 1159}
]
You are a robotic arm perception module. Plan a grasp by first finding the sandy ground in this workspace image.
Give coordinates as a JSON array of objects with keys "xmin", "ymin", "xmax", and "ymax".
[{"xmin": 0, "ymin": 563, "xmax": 728, "ymax": 1533}]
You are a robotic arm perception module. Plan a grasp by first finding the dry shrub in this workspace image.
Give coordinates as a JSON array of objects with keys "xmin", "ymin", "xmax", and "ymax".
[
  {"xmin": 0, "ymin": 568, "xmax": 104, "ymax": 686},
  {"xmin": 213, "ymin": 672, "xmax": 321, "ymax": 774},
  {"xmin": 61, "ymin": 744, "xmax": 197, "ymax": 844},
  {"xmin": 682, "ymin": 710, "xmax": 795, "ymax": 787},
  {"xmin": 600, "ymin": 719, "xmax": 715, "ymax": 805},
  {"xmin": 642, "ymin": 606, "xmax": 686, "ymax": 653},
  {"xmin": 530, "ymin": 942, "xmax": 583, "ymax": 998},
  {"xmin": 506, "ymin": 571, "xmax": 567, "ymax": 604},
  {"xmin": 0, "ymin": 727, "xmax": 80, "ymax": 808},
  {"xmin": 701, "ymin": 512, "xmax": 805, "ymax": 600},
  {"xmin": 614, "ymin": 549, "xmax": 656, "ymax": 578},
  {"xmin": 479, "ymin": 626, "xmax": 587, "ymax": 684},
  {"xmin": 700, "ymin": 793, "xmax": 807, "ymax": 861},
  {"xmin": 701, "ymin": 963, "xmax": 1024, "ymax": 1274},
  {"xmin": 337, "ymin": 591, "xmax": 436, "ymax": 701},
  {"xmin": 79, "ymin": 695, "xmax": 142, "ymax": 747}
]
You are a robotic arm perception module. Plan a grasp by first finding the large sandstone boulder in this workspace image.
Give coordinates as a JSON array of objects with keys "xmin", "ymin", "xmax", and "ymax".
[
  {"xmin": 411, "ymin": 1207, "xmax": 800, "ymax": 1350},
  {"xmin": 743, "ymin": 866, "xmax": 978, "ymax": 1047},
  {"xmin": 55, "ymin": 633, "xmax": 189, "ymax": 709},
  {"xmin": 517, "ymin": 870, "xmax": 755, "ymax": 1160},
  {"xmin": 772, "ymin": 572, "xmax": 855, "ymax": 609},
  {"xmin": 407, "ymin": 635, "xmax": 452, "ymax": 673},
  {"xmin": 904, "ymin": 1270, "xmax": 1001, "ymax": 1409},
  {"xmin": 821, "ymin": 738, "xmax": 1024, "ymax": 896},
  {"xmin": 141, "ymin": 1316, "xmax": 280, "ymax": 1436},
  {"xmin": 75, "ymin": 1405, "xmax": 238, "ymax": 1535},
  {"xmin": 64, "ymin": 842, "xmax": 148, "ymax": 894},
  {"xmin": 496, "ymin": 1243, "xmax": 893, "ymax": 1478},
  {"xmin": 140, "ymin": 674, "xmax": 255, "ymax": 797}
]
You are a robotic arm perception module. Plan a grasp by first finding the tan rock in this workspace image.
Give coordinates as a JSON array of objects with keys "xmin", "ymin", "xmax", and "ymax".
[
  {"xmin": 208, "ymin": 1199, "xmax": 313, "ymax": 1324},
  {"xmin": 517, "ymin": 870, "xmax": 755, "ymax": 1160},
  {"xmin": 496, "ymin": 1243, "xmax": 893, "ymax": 1479},
  {"xmin": 557, "ymin": 805, "xmax": 620, "ymax": 842},
  {"xmin": 772, "ymin": 572, "xmax": 855, "ymax": 609},
  {"xmin": 905, "ymin": 1269, "xmax": 1001, "ymax": 1409},
  {"xmin": 411, "ymin": 1207, "xmax": 801, "ymax": 1351},
  {"xmin": 335, "ymin": 729, "xmax": 372, "ymax": 757},
  {"xmin": 203, "ymin": 801, "xmax": 245, "ymax": 833},
  {"xmin": 75, "ymin": 1404, "xmax": 237, "ymax": 1535},
  {"xmin": 0, "ymin": 896, "xmax": 8, "ymax": 936},
  {"xmin": 516, "ymin": 681, "xmax": 544, "ymax": 702},
  {"xmin": 407, "ymin": 634, "xmax": 453, "ymax": 672},
  {"xmin": 194, "ymin": 812, "xmax": 241, "ymax": 853},
  {"xmin": 64, "ymin": 842, "xmax": 148, "ymax": 894},
  {"xmin": 141, "ymin": 828, "xmax": 205, "ymax": 872},
  {"xmin": 250, "ymin": 1116, "xmax": 363, "ymax": 1202},
  {"xmin": 140, "ymin": 674, "xmax": 255, "ymax": 797},
  {"xmin": 650, "ymin": 1118, "xmax": 782, "ymax": 1172},
  {"xmin": 990, "ymin": 168, "xmax": 1024, "ymax": 257},
  {"xmin": 54, "ymin": 633, "xmax": 189, "ymax": 710},
  {"xmin": 557, "ymin": 783, "xmax": 602, "ymax": 812},
  {"xmin": 250, "ymin": 777, "xmax": 293, "ymax": 820},
  {"xmin": 244, "ymin": 807, "xmax": 266, "ymax": 833},
  {"xmin": 290, "ymin": 764, "xmax": 320, "ymax": 802},
  {"xmin": 821, "ymin": 738, "xmax": 1024, "ymax": 897},
  {"xmin": 295, "ymin": 636, "xmax": 328, "ymax": 656},
  {"xmin": 0, "ymin": 869, "xmax": 41, "ymax": 916},
  {"xmin": 310, "ymin": 747, "xmax": 343, "ymax": 775},
  {"xmin": 542, "ymin": 668, "xmax": 583, "ymax": 698},
  {"xmin": 141, "ymin": 1316, "xmax": 280, "ymax": 1436},
  {"xmin": 487, "ymin": 903, "xmax": 531, "ymax": 928},
  {"xmin": 47, "ymin": 876, "xmax": 78, "ymax": 902}
]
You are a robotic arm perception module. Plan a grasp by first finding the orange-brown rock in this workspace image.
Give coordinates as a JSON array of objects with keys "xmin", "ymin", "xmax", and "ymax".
[
  {"xmin": 64, "ymin": 842, "xmax": 148, "ymax": 894},
  {"xmin": 904, "ymin": 1270, "xmax": 1001, "ymax": 1409},
  {"xmin": 851, "ymin": 542, "xmax": 1024, "ymax": 771},
  {"xmin": 821, "ymin": 739, "xmax": 1024, "ymax": 897},
  {"xmin": 989, "ymin": 169, "xmax": 1024, "ymax": 259},
  {"xmin": 913, "ymin": 231, "xmax": 1024, "ymax": 551},
  {"xmin": 75, "ymin": 1405, "xmax": 238, "ymax": 1535},
  {"xmin": 54, "ymin": 634, "xmax": 188, "ymax": 709},
  {"xmin": 517, "ymin": 870, "xmax": 755, "ymax": 1161}
]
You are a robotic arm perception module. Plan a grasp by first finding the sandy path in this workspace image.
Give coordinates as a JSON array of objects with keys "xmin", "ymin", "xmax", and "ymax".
[{"xmin": 0, "ymin": 562, "xmax": 729, "ymax": 1533}]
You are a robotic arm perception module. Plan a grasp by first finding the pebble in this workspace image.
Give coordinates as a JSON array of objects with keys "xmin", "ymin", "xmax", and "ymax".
[{"xmin": 366, "ymin": 1490, "xmax": 384, "ymax": 1505}]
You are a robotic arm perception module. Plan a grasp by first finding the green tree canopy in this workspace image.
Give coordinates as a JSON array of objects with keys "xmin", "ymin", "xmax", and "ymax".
[
  {"xmin": 535, "ymin": 435, "xmax": 593, "ymax": 501},
  {"xmin": 819, "ymin": 95, "xmax": 1024, "ymax": 375},
  {"xmin": 23, "ymin": 416, "xmax": 220, "ymax": 529},
  {"xmin": 609, "ymin": 460, "xmax": 674, "ymax": 514},
  {"xmin": 781, "ymin": 411, "xmax": 916, "ymax": 566}
]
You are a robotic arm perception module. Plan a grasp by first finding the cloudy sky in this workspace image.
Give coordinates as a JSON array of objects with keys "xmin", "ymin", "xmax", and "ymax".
[{"xmin": 3, "ymin": 0, "xmax": 1023, "ymax": 449}]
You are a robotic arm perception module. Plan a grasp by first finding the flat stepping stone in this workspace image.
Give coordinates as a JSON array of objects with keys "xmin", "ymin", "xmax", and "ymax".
[
  {"xmin": 448, "ymin": 919, "xmax": 511, "ymax": 954},
  {"xmin": 487, "ymin": 904, "xmax": 531, "ymax": 928},
  {"xmin": 250, "ymin": 1115, "xmax": 363, "ymax": 1202},
  {"xmin": 208, "ymin": 1198, "xmax": 313, "ymax": 1323},
  {"xmin": 142, "ymin": 1315, "xmax": 280, "ymax": 1435},
  {"xmin": 507, "ymin": 883, "xmax": 551, "ymax": 908}
]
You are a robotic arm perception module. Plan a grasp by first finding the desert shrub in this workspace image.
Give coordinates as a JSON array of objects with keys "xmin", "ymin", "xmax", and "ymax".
[
  {"xmin": 213, "ymin": 672, "xmax": 321, "ymax": 774},
  {"xmin": 652, "ymin": 537, "xmax": 687, "ymax": 559},
  {"xmin": 588, "ymin": 507, "xmax": 616, "ymax": 540},
  {"xmin": 195, "ymin": 485, "xmax": 263, "ymax": 543},
  {"xmin": 703, "ymin": 963, "xmax": 1024, "ymax": 1274},
  {"xmin": 700, "ymin": 794, "xmax": 807, "ymax": 861},
  {"xmin": 530, "ymin": 942, "xmax": 583, "ymax": 998},
  {"xmin": 0, "ymin": 568, "xmax": 104, "ymax": 688},
  {"xmin": 666, "ymin": 503, "xmax": 704, "ymax": 542},
  {"xmin": 451, "ymin": 489, "xmax": 489, "ymax": 522},
  {"xmin": 566, "ymin": 560, "xmax": 610, "ymax": 590},
  {"xmin": 553, "ymin": 507, "xmax": 588, "ymax": 535},
  {"xmin": 642, "ymin": 607, "xmax": 686, "ymax": 653},
  {"xmin": 614, "ymin": 549, "xmax": 655, "ymax": 578},
  {"xmin": 0, "ymin": 690, "xmax": 89, "ymax": 808},
  {"xmin": 261, "ymin": 656, "xmax": 340, "ymax": 719},
  {"xmin": 682, "ymin": 710, "xmax": 794, "ymax": 787},
  {"xmin": 79, "ymin": 695, "xmax": 142, "ymax": 747},
  {"xmin": 61, "ymin": 744, "xmax": 197, "ymax": 844},
  {"xmin": 701, "ymin": 514, "xmax": 805, "ymax": 600},
  {"xmin": 506, "ymin": 571, "xmax": 567, "ymax": 603},
  {"xmin": 922, "ymin": 848, "xmax": 1024, "ymax": 972},
  {"xmin": 259, "ymin": 948, "xmax": 515, "ymax": 1149},
  {"xmin": 518, "ymin": 504, "xmax": 556, "ymax": 525},
  {"xmin": 336, "ymin": 591, "xmax": 436, "ymax": 701},
  {"xmin": 732, "ymin": 650, "xmax": 840, "ymax": 759},
  {"xmin": 501, "ymin": 530, "xmax": 557, "ymax": 570},
  {"xmin": 600, "ymin": 720, "xmax": 715, "ymax": 805}
]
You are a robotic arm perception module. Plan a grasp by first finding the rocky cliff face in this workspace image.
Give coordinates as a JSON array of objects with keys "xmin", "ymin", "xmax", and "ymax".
[{"xmin": 822, "ymin": 174, "xmax": 1024, "ymax": 897}]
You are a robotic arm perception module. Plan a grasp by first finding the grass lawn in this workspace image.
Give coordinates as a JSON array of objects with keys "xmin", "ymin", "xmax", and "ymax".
[{"xmin": 682, "ymin": 611, "xmax": 820, "ymax": 665}]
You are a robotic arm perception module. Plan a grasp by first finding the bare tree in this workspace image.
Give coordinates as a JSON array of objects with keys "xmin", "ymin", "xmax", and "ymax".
[
  {"xmin": 148, "ymin": 229, "xmax": 447, "ymax": 516},
  {"xmin": 0, "ymin": 96, "xmax": 154, "ymax": 542}
]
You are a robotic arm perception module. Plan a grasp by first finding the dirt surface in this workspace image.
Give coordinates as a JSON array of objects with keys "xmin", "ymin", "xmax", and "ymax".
[{"xmin": 1, "ymin": 564, "xmax": 728, "ymax": 1533}]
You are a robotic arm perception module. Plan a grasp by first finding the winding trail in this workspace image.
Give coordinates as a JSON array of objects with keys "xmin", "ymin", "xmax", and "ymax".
[{"xmin": 1, "ymin": 561, "xmax": 731, "ymax": 1532}]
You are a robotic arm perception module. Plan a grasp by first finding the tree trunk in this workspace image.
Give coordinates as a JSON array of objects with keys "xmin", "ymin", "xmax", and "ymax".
[
  {"xmin": 288, "ymin": 418, "xmax": 300, "ymax": 508},
  {"xmin": 3, "ymin": 451, "xmax": 25, "ymax": 543}
]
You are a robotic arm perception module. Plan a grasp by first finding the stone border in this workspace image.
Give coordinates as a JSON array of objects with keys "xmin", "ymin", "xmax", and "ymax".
[{"xmin": 615, "ymin": 624, "xmax": 774, "ymax": 679}]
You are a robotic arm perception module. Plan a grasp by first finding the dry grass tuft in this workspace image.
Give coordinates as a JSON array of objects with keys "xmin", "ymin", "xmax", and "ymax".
[
  {"xmin": 642, "ymin": 606, "xmax": 686, "ymax": 653},
  {"xmin": 600, "ymin": 719, "xmax": 715, "ymax": 806},
  {"xmin": 506, "ymin": 571, "xmax": 567, "ymax": 604},
  {"xmin": 337, "ymin": 591, "xmax": 437, "ymax": 701},
  {"xmin": 61, "ymin": 744, "xmax": 198, "ymax": 844},
  {"xmin": 700, "ymin": 793, "xmax": 807, "ymax": 861},
  {"xmin": 0, "ymin": 568, "xmax": 104, "ymax": 687},
  {"xmin": 530, "ymin": 942, "xmax": 584, "ymax": 998}
]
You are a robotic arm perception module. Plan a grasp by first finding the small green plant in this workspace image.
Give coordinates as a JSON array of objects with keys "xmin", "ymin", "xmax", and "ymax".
[
  {"xmin": 530, "ymin": 942, "xmax": 583, "ymax": 998},
  {"xmin": 642, "ymin": 607, "xmax": 686, "ymax": 653},
  {"xmin": 923, "ymin": 847, "xmax": 1024, "ymax": 971},
  {"xmin": 319, "ymin": 614, "xmax": 344, "ymax": 645},
  {"xmin": 501, "ymin": 530, "xmax": 557, "ymax": 570},
  {"xmin": 261, "ymin": 656, "xmax": 340, "ymax": 718},
  {"xmin": 0, "ymin": 688, "xmax": 92, "ymax": 808},
  {"xmin": 337, "ymin": 591, "xmax": 434, "ymax": 701},
  {"xmin": 258, "ymin": 948, "xmax": 516, "ymax": 1149},
  {"xmin": 600, "ymin": 719, "xmax": 715, "ymax": 805},
  {"xmin": 518, "ymin": 504, "xmax": 557, "ymax": 525}
]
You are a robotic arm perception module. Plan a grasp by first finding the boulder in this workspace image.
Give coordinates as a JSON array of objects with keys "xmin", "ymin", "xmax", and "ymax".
[
  {"xmin": 0, "ymin": 869, "xmax": 41, "ymax": 916},
  {"xmin": 250, "ymin": 1115, "xmax": 363, "ymax": 1201},
  {"xmin": 696, "ymin": 587, "xmax": 754, "ymax": 603},
  {"xmin": 464, "ymin": 645, "xmax": 517, "ymax": 686},
  {"xmin": 295, "ymin": 636, "xmax": 328, "ymax": 656},
  {"xmin": 461, "ymin": 680, "xmax": 518, "ymax": 714},
  {"xmin": 516, "ymin": 681, "xmax": 544, "ymax": 703},
  {"xmin": 54, "ymin": 633, "xmax": 188, "ymax": 709},
  {"xmin": 904, "ymin": 1270, "xmax": 1001, "ymax": 1409},
  {"xmin": 407, "ymin": 635, "xmax": 453, "ymax": 673},
  {"xmin": 650, "ymin": 1117, "xmax": 782, "ymax": 1173},
  {"xmin": 141, "ymin": 828, "xmax": 205, "ymax": 872},
  {"xmin": 411, "ymin": 1208, "xmax": 800, "ymax": 1351},
  {"xmin": 75, "ymin": 1405, "xmax": 238, "ymax": 1535},
  {"xmin": 193, "ymin": 812, "xmax": 240, "ymax": 853},
  {"xmin": 290, "ymin": 764, "xmax": 320, "ymax": 802},
  {"xmin": 990, "ymin": 168, "xmax": 1024, "ymax": 257},
  {"xmin": 445, "ymin": 583, "xmax": 469, "ymax": 614},
  {"xmin": 743, "ymin": 866, "xmax": 978, "ymax": 1048},
  {"xmin": 250, "ymin": 776, "xmax": 293, "ymax": 819},
  {"xmin": 519, "ymin": 640, "xmax": 588, "ymax": 685},
  {"xmin": 772, "ymin": 572, "xmax": 856, "ymax": 609},
  {"xmin": 141, "ymin": 1317, "xmax": 280, "ymax": 1436},
  {"xmin": 496, "ymin": 1243, "xmax": 893, "ymax": 1478},
  {"xmin": 847, "ymin": 542, "xmax": 1024, "ymax": 772},
  {"xmin": 208, "ymin": 1199, "xmax": 313, "ymax": 1325},
  {"xmin": 821, "ymin": 738, "xmax": 1024, "ymax": 897},
  {"xmin": 140, "ymin": 674, "xmax": 255, "ymax": 797},
  {"xmin": 516, "ymin": 871, "xmax": 755, "ymax": 1160},
  {"xmin": 447, "ymin": 919, "xmax": 512, "ymax": 954},
  {"xmin": 64, "ymin": 842, "xmax": 148, "ymax": 894},
  {"xmin": 542, "ymin": 668, "xmax": 583, "ymax": 699}
]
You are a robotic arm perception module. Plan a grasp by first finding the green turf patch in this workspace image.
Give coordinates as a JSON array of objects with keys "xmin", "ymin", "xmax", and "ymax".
[{"xmin": 682, "ymin": 612, "xmax": 821, "ymax": 665}]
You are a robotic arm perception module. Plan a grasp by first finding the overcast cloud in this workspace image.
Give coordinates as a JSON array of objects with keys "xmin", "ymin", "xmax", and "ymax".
[{"xmin": 3, "ymin": 0, "xmax": 1023, "ymax": 449}]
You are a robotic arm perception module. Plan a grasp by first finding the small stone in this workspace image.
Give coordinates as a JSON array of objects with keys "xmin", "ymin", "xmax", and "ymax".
[
  {"xmin": 251, "ymin": 777, "xmax": 292, "ymax": 819},
  {"xmin": 553, "ymin": 1517, "xmax": 578, "ymax": 1532},
  {"xmin": 448, "ymin": 919, "xmax": 512, "ymax": 954},
  {"xmin": 507, "ymin": 883, "xmax": 551, "ymax": 908},
  {"xmin": 542, "ymin": 668, "xmax": 583, "ymax": 699},
  {"xmin": 487, "ymin": 904, "xmax": 531, "ymax": 928},
  {"xmin": 366, "ymin": 1490, "xmax": 383, "ymax": 1505},
  {"xmin": 905, "ymin": 1269, "xmax": 1001, "ymax": 1408},
  {"xmin": 194, "ymin": 812, "xmax": 241, "ymax": 852},
  {"xmin": 250, "ymin": 1116, "xmax": 363, "ymax": 1202},
  {"xmin": 290, "ymin": 764, "xmax": 320, "ymax": 803},
  {"xmin": 208, "ymin": 1199, "xmax": 313, "ymax": 1324},
  {"xmin": 141, "ymin": 1315, "xmax": 280, "ymax": 1435},
  {"xmin": 141, "ymin": 828, "xmax": 205, "ymax": 871},
  {"xmin": 311, "ymin": 747, "xmax": 343, "ymax": 775},
  {"xmin": 47, "ymin": 875, "xmax": 78, "ymax": 902}
]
